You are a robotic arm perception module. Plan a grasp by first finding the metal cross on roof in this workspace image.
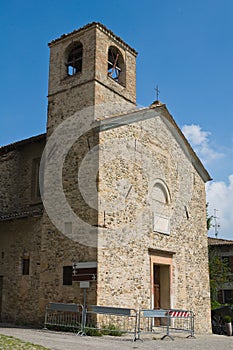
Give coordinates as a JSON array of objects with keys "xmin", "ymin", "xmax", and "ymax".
[{"xmin": 155, "ymin": 85, "xmax": 160, "ymax": 100}]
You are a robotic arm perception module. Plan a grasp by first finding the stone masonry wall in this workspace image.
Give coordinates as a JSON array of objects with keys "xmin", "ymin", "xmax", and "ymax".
[
  {"xmin": 97, "ymin": 107, "xmax": 212, "ymax": 333},
  {"xmin": 0, "ymin": 150, "xmax": 20, "ymax": 215},
  {"xmin": 95, "ymin": 26, "xmax": 137, "ymax": 104},
  {"xmin": 0, "ymin": 217, "xmax": 42, "ymax": 325},
  {"xmin": 38, "ymin": 130, "xmax": 99, "ymax": 321},
  {"xmin": 0, "ymin": 139, "xmax": 45, "ymax": 216},
  {"xmin": 38, "ymin": 215, "xmax": 97, "ymax": 323},
  {"xmin": 0, "ymin": 138, "xmax": 45, "ymax": 324}
]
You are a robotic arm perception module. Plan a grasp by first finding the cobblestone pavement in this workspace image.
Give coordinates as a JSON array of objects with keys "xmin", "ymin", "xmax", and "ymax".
[{"xmin": 1, "ymin": 324, "xmax": 233, "ymax": 350}]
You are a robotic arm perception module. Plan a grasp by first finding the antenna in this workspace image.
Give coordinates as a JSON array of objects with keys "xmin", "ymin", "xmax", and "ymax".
[{"xmin": 213, "ymin": 209, "xmax": 220, "ymax": 238}]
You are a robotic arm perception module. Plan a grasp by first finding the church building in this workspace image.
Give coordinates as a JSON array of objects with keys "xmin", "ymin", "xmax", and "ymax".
[{"xmin": 0, "ymin": 22, "xmax": 212, "ymax": 333}]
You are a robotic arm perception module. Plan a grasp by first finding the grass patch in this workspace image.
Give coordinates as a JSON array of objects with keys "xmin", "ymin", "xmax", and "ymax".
[{"xmin": 0, "ymin": 334, "xmax": 50, "ymax": 350}]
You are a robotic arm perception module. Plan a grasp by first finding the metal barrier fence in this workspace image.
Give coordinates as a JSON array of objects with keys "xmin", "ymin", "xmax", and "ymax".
[
  {"xmin": 138, "ymin": 308, "xmax": 195, "ymax": 340},
  {"xmin": 44, "ymin": 302, "xmax": 83, "ymax": 332},
  {"xmin": 83, "ymin": 305, "xmax": 138, "ymax": 340},
  {"xmin": 44, "ymin": 303, "xmax": 195, "ymax": 341}
]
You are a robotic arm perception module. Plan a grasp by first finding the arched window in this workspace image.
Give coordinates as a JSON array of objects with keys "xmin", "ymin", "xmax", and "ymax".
[
  {"xmin": 150, "ymin": 179, "xmax": 171, "ymax": 235},
  {"xmin": 66, "ymin": 42, "xmax": 83, "ymax": 76},
  {"xmin": 107, "ymin": 46, "xmax": 125, "ymax": 86},
  {"xmin": 151, "ymin": 181, "xmax": 171, "ymax": 205}
]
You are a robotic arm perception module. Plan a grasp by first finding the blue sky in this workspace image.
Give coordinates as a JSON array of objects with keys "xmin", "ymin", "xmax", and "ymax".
[{"xmin": 1, "ymin": 0, "xmax": 233, "ymax": 239}]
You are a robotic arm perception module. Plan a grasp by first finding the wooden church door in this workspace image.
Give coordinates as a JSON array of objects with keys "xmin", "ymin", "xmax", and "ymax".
[{"xmin": 153, "ymin": 265, "xmax": 160, "ymax": 308}]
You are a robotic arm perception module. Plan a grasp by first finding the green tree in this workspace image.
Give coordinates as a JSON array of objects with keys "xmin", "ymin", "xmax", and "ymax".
[
  {"xmin": 206, "ymin": 203, "xmax": 213, "ymax": 230},
  {"xmin": 208, "ymin": 249, "xmax": 231, "ymax": 307}
]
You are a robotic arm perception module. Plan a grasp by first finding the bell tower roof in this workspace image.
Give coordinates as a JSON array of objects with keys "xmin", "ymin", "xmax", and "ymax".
[{"xmin": 48, "ymin": 22, "xmax": 138, "ymax": 56}]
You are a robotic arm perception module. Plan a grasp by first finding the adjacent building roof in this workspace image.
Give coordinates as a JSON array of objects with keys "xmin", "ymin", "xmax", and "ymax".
[
  {"xmin": 208, "ymin": 237, "xmax": 233, "ymax": 246},
  {"xmin": 0, "ymin": 133, "xmax": 46, "ymax": 155}
]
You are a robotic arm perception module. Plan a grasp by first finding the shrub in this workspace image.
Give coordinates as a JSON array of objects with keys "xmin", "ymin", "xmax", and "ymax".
[
  {"xmin": 84, "ymin": 327, "xmax": 102, "ymax": 336},
  {"xmin": 224, "ymin": 315, "xmax": 232, "ymax": 323},
  {"xmin": 211, "ymin": 299, "xmax": 222, "ymax": 310},
  {"xmin": 101, "ymin": 324, "xmax": 123, "ymax": 336}
]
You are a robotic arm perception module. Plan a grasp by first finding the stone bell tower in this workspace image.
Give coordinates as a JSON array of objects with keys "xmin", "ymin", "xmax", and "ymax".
[
  {"xmin": 39, "ymin": 23, "xmax": 138, "ymax": 314},
  {"xmin": 47, "ymin": 22, "xmax": 137, "ymax": 135}
]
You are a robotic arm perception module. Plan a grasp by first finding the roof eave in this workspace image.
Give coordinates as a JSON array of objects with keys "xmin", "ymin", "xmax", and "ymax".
[{"xmin": 48, "ymin": 22, "xmax": 138, "ymax": 56}]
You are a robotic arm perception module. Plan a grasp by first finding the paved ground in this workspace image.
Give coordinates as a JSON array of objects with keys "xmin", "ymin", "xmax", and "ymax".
[{"xmin": 0, "ymin": 324, "xmax": 233, "ymax": 350}]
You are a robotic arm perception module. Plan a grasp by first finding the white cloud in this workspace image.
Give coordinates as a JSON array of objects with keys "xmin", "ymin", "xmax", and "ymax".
[
  {"xmin": 206, "ymin": 175, "xmax": 233, "ymax": 240},
  {"xmin": 182, "ymin": 124, "xmax": 210, "ymax": 145},
  {"xmin": 182, "ymin": 125, "xmax": 233, "ymax": 240},
  {"xmin": 182, "ymin": 124, "xmax": 224, "ymax": 164}
]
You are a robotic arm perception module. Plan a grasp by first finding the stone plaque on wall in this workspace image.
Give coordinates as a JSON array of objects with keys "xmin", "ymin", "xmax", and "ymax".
[{"xmin": 153, "ymin": 214, "xmax": 170, "ymax": 235}]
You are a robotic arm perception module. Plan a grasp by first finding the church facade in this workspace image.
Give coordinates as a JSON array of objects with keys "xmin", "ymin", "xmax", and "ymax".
[{"xmin": 0, "ymin": 22, "xmax": 212, "ymax": 333}]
